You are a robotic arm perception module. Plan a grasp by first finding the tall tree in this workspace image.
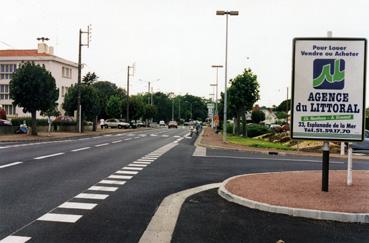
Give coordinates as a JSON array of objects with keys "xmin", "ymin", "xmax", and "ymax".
[
  {"xmin": 106, "ymin": 95, "xmax": 123, "ymax": 118},
  {"xmin": 92, "ymin": 81, "xmax": 124, "ymax": 118},
  {"xmin": 63, "ymin": 84, "xmax": 100, "ymax": 131},
  {"xmin": 10, "ymin": 62, "xmax": 58, "ymax": 135},
  {"xmin": 82, "ymin": 72, "xmax": 98, "ymax": 85},
  {"xmin": 228, "ymin": 68, "xmax": 260, "ymax": 136}
]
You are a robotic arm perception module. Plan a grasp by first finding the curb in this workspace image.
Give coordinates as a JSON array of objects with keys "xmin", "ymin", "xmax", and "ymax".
[
  {"xmin": 0, "ymin": 127, "xmax": 155, "ymax": 143},
  {"xmin": 218, "ymin": 172, "xmax": 369, "ymax": 224},
  {"xmin": 194, "ymin": 129, "xmax": 205, "ymax": 147},
  {"xmin": 139, "ymin": 183, "xmax": 221, "ymax": 243}
]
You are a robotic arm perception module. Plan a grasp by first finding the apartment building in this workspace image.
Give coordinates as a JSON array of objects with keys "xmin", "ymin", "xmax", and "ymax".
[{"xmin": 0, "ymin": 42, "xmax": 78, "ymax": 118}]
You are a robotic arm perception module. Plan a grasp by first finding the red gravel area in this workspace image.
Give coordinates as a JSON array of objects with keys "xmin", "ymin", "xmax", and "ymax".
[{"xmin": 225, "ymin": 171, "xmax": 369, "ymax": 213}]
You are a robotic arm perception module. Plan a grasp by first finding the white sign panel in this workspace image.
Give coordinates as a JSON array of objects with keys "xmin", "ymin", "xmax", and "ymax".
[{"xmin": 292, "ymin": 38, "xmax": 367, "ymax": 141}]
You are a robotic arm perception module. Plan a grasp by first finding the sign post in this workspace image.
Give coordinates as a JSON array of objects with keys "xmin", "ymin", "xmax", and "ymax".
[{"xmin": 292, "ymin": 38, "xmax": 367, "ymax": 192}]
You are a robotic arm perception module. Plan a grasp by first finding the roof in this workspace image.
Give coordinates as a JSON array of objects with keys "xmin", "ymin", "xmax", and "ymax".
[{"xmin": 0, "ymin": 49, "xmax": 50, "ymax": 57}]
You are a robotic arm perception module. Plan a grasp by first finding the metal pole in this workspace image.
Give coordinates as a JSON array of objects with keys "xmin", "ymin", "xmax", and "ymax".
[
  {"xmin": 151, "ymin": 87, "xmax": 153, "ymax": 105},
  {"xmin": 322, "ymin": 141, "xmax": 330, "ymax": 192},
  {"xmin": 77, "ymin": 29, "xmax": 82, "ymax": 133},
  {"xmin": 172, "ymin": 100, "xmax": 174, "ymax": 121},
  {"xmin": 347, "ymin": 142, "xmax": 353, "ymax": 186},
  {"xmin": 215, "ymin": 67, "xmax": 219, "ymax": 114},
  {"xmin": 223, "ymin": 13, "xmax": 229, "ymax": 143},
  {"xmin": 126, "ymin": 66, "xmax": 130, "ymax": 122},
  {"xmin": 148, "ymin": 81, "xmax": 151, "ymax": 105}
]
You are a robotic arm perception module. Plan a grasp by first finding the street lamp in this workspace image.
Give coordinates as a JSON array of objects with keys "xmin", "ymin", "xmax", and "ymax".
[
  {"xmin": 216, "ymin": 10, "xmax": 239, "ymax": 142},
  {"xmin": 211, "ymin": 65, "xmax": 223, "ymax": 117}
]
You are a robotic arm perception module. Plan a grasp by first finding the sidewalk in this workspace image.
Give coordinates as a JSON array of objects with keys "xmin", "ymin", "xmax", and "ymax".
[
  {"xmin": 199, "ymin": 127, "xmax": 368, "ymax": 160},
  {"xmin": 0, "ymin": 127, "xmax": 152, "ymax": 142}
]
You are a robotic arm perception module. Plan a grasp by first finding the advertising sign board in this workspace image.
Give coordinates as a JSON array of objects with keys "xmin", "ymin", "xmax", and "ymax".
[{"xmin": 292, "ymin": 38, "xmax": 367, "ymax": 141}]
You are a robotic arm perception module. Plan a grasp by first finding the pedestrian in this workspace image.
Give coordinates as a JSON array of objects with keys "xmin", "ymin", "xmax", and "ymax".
[{"xmin": 100, "ymin": 118, "xmax": 105, "ymax": 130}]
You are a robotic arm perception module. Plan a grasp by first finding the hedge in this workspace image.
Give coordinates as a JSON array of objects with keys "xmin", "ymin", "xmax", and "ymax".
[{"xmin": 11, "ymin": 117, "xmax": 49, "ymax": 126}]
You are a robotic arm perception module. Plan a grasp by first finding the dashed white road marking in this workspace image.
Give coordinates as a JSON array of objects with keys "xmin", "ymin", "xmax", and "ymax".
[
  {"xmin": 137, "ymin": 159, "xmax": 154, "ymax": 162},
  {"xmin": 99, "ymin": 180, "xmax": 126, "ymax": 185},
  {"xmin": 34, "ymin": 152, "xmax": 64, "ymax": 160},
  {"xmin": 88, "ymin": 186, "xmax": 118, "ymax": 192},
  {"xmin": 78, "ymin": 138, "xmax": 90, "ymax": 141},
  {"xmin": 37, "ymin": 213, "xmax": 82, "ymax": 223},
  {"xmin": 161, "ymin": 135, "xmax": 169, "ymax": 137},
  {"xmin": 124, "ymin": 138, "xmax": 132, "ymax": 141},
  {"xmin": 104, "ymin": 134, "xmax": 112, "ymax": 137},
  {"xmin": 109, "ymin": 175, "xmax": 133, "ymax": 180},
  {"xmin": 192, "ymin": 146, "xmax": 206, "ymax": 157},
  {"xmin": 95, "ymin": 143, "xmax": 109, "ymax": 147},
  {"xmin": 128, "ymin": 163, "xmax": 147, "ymax": 167},
  {"xmin": 173, "ymin": 135, "xmax": 180, "ymax": 138},
  {"xmin": 0, "ymin": 235, "xmax": 31, "ymax": 243},
  {"xmin": 75, "ymin": 193, "xmax": 109, "ymax": 200},
  {"xmin": 133, "ymin": 161, "xmax": 151, "ymax": 165},
  {"xmin": 71, "ymin": 147, "xmax": 91, "ymax": 152},
  {"xmin": 122, "ymin": 167, "xmax": 143, "ymax": 171},
  {"xmin": 116, "ymin": 170, "xmax": 138, "ymax": 175},
  {"xmin": 134, "ymin": 137, "xmax": 140, "ymax": 139},
  {"xmin": 0, "ymin": 162, "xmax": 23, "ymax": 169},
  {"xmin": 150, "ymin": 134, "xmax": 158, "ymax": 137},
  {"xmin": 111, "ymin": 140, "xmax": 122, "ymax": 144},
  {"xmin": 58, "ymin": 202, "xmax": 97, "ymax": 210}
]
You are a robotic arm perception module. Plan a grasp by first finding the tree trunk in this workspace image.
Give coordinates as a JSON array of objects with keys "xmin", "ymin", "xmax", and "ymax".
[
  {"xmin": 92, "ymin": 116, "xmax": 97, "ymax": 132},
  {"xmin": 242, "ymin": 110, "xmax": 247, "ymax": 137},
  {"xmin": 31, "ymin": 110, "xmax": 37, "ymax": 136},
  {"xmin": 236, "ymin": 111, "xmax": 241, "ymax": 135}
]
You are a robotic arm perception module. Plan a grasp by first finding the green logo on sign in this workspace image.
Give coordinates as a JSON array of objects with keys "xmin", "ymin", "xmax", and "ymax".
[{"xmin": 313, "ymin": 59, "xmax": 345, "ymax": 89}]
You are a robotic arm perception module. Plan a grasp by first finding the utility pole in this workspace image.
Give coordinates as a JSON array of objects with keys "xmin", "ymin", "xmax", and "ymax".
[
  {"xmin": 148, "ymin": 81, "xmax": 151, "ymax": 105},
  {"xmin": 126, "ymin": 64, "xmax": 135, "ymax": 122},
  {"xmin": 77, "ymin": 25, "xmax": 91, "ymax": 133}
]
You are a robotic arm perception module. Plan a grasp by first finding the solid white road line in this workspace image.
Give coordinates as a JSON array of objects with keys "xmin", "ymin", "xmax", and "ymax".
[
  {"xmin": 37, "ymin": 213, "xmax": 82, "ymax": 223},
  {"xmin": 88, "ymin": 186, "xmax": 118, "ymax": 192},
  {"xmin": 34, "ymin": 153, "xmax": 64, "ymax": 160},
  {"xmin": 111, "ymin": 140, "xmax": 122, "ymax": 144},
  {"xmin": 58, "ymin": 202, "xmax": 97, "ymax": 210},
  {"xmin": 0, "ymin": 162, "xmax": 23, "ymax": 169},
  {"xmin": 116, "ymin": 170, "xmax": 138, "ymax": 175},
  {"xmin": 75, "ymin": 193, "xmax": 109, "ymax": 200},
  {"xmin": 99, "ymin": 180, "xmax": 126, "ymax": 185},
  {"xmin": 109, "ymin": 175, "xmax": 133, "ymax": 180},
  {"xmin": 95, "ymin": 143, "xmax": 109, "ymax": 147},
  {"xmin": 122, "ymin": 167, "xmax": 143, "ymax": 171},
  {"xmin": 128, "ymin": 164, "xmax": 147, "ymax": 167},
  {"xmin": 71, "ymin": 147, "xmax": 91, "ymax": 152},
  {"xmin": 0, "ymin": 235, "xmax": 32, "ymax": 243}
]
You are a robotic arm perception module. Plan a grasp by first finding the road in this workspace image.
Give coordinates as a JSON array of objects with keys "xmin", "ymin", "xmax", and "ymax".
[{"xmin": 1, "ymin": 127, "xmax": 369, "ymax": 242}]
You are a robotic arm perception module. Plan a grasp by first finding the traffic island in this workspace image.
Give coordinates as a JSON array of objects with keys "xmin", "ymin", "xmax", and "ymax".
[{"xmin": 218, "ymin": 170, "xmax": 369, "ymax": 223}]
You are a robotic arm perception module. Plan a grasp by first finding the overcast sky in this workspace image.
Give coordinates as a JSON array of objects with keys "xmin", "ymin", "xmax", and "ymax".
[{"xmin": 1, "ymin": 0, "xmax": 368, "ymax": 107}]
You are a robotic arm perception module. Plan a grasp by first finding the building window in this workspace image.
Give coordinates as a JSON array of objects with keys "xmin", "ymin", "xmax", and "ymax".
[
  {"xmin": 2, "ymin": 104, "xmax": 16, "ymax": 115},
  {"xmin": 0, "ymin": 64, "xmax": 17, "ymax": 80},
  {"xmin": 0, "ymin": 84, "xmax": 10, "ymax": 100},
  {"xmin": 62, "ymin": 67, "xmax": 72, "ymax": 79}
]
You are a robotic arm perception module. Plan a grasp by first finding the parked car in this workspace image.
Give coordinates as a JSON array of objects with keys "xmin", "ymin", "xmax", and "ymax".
[
  {"xmin": 105, "ymin": 119, "xmax": 129, "ymax": 129},
  {"xmin": 0, "ymin": 119, "xmax": 12, "ymax": 126},
  {"xmin": 352, "ymin": 130, "xmax": 369, "ymax": 153},
  {"xmin": 135, "ymin": 120, "xmax": 145, "ymax": 128},
  {"xmin": 159, "ymin": 120, "xmax": 166, "ymax": 127},
  {"xmin": 168, "ymin": 121, "xmax": 178, "ymax": 129}
]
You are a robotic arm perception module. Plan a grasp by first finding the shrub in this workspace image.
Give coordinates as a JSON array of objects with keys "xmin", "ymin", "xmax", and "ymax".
[
  {"xmin": 11, "ymin": 117, "xmax": 49, "ymax": 126},
  {"xmin": 246, "ymin": 123, "xmax": 271, "ymax": 137}
]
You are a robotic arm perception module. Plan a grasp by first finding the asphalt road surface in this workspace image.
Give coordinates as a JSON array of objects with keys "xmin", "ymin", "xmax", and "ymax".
[{"xmin": 1, "ymin": 127, "xmax": 369, "ymax": 242}]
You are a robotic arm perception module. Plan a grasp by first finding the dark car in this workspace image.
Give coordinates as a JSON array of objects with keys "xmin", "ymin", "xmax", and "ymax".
[{"xmin": 352, "ymin": 130, "xmax": 369, "ymax": 153}]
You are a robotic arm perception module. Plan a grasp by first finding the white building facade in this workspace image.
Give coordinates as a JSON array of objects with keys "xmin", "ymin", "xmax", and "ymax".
[{"xmin": 0, "ymin": 42, "xmax": 78, "ymax": 118}]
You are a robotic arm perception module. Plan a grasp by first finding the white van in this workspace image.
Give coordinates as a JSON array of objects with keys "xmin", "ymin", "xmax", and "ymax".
[{"xmin": 159, "ymin": 120, "xmax": 166, "ymax": 127}]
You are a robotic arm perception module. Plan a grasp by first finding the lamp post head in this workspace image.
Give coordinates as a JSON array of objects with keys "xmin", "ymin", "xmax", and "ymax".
[
  {"xmin": 211, "ymin": 65, "xmax": 223, "ymax": 68},
  {"xmin": 216, "ymin": 10, "xmax": 239, "ymax": 16}
]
